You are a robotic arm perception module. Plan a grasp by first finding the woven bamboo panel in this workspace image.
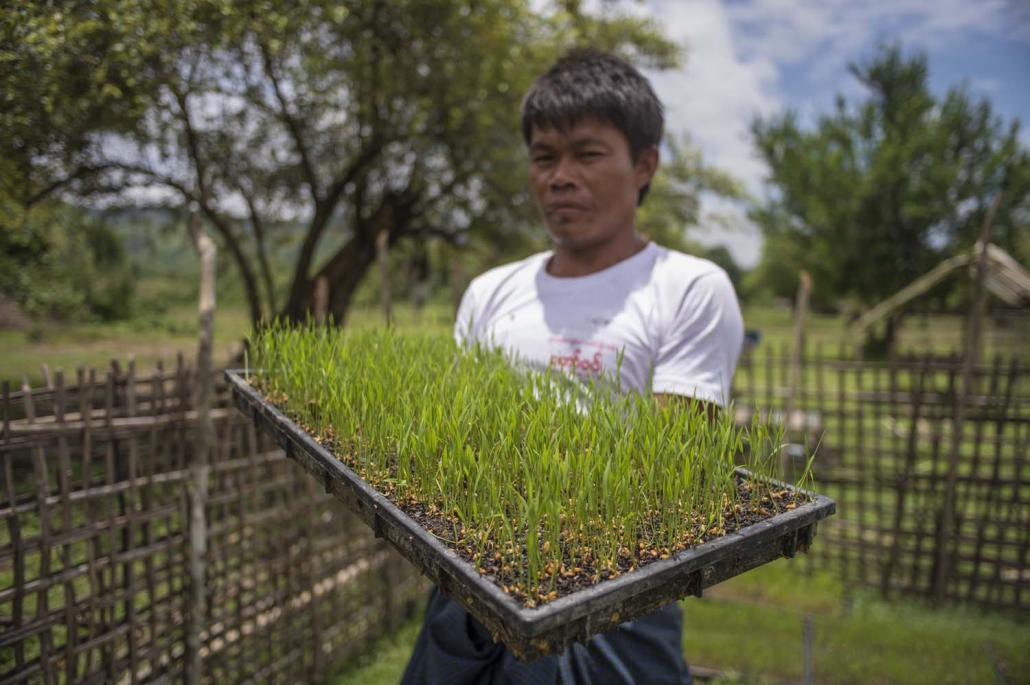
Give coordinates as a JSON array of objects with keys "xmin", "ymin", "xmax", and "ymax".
[
  {"xmin": 733, "ymin": 346, "xmax": 1028, "ymax": 611},
  {"xmin": 1, "ymin": 359, "xmax": 427, "ymax": 685}
]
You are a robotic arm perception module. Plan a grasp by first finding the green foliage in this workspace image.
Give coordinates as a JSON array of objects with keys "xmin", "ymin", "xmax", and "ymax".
[
  {"xmin": 742, "ymin": 230, "xmax": 840, "ymax": 311},
  {"xmin": 750, "ymin": 44, "xmax": 1030, "ymax": 310},
  {"xmin": 0, "ymin": 1, "xmax": 721, "ymax": 328},
  {"xmin": 0, "ymin": 1, "xmax": 215, "ymax": 321},
  {"xmin": 0, "ymin": 1, "xmax": 201, "ymax": 207},
  {"xmin": 638, "ymin": 133, "xmax": 747, "ymax": 254},
  {"xmin": 248, "ymin": 324, "xmax": 800, "ymax": 606},
  {"xmin": 699, "ymin": 245, "xmax": 744, "ymax": 291},
  {"xmin": 0, "ymin": 203, "xmax": 135, "ymax": 322}
]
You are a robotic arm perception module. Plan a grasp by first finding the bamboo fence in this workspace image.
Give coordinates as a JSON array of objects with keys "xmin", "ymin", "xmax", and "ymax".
[
  {"xmin": 2, "ymin": 345, "xmax": 1027, "ymax": 683},
  {"xmin": 734, "ymin": 345, "xmax": 1028, "ymax": 610},
  {"xmin": 0, "ymin": 358, "xmax": 426, "ymax": 685}
]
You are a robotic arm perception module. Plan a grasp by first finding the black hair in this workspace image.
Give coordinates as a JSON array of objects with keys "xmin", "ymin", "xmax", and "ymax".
[{"xmin": 520, "ymin": 48, "xmax": 664, "ymax": 204}]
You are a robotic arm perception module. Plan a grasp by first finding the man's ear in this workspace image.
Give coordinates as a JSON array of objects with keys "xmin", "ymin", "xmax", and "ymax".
[{"xmin": 635, "ymin": 146, "xmax": 659, "ymax": 189}]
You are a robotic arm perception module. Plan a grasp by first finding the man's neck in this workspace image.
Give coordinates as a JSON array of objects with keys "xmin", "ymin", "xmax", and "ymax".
[{"xmin": 546, "ymin": 233, "xmax": 649, "ymax": 278}]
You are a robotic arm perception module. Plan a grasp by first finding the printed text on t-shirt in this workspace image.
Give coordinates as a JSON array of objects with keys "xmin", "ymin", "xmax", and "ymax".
[{"xmin": 549, "ymin": 348, "xmax": 603, "ymax": 375}]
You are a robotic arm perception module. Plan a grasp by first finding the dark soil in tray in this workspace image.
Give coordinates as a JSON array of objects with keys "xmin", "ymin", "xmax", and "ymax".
[
  {"xmin": 400, "ymin": 479, "xmax": 805, "ymax": 608},
  {"xmin": 262, "ymin": 388, "xmax": 811, "ymax": 609}
]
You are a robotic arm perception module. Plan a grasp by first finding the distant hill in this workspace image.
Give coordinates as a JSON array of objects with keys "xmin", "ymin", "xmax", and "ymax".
[{"xmin": 94, "ymin": 205, "xmax": 343, "ymax": 279}]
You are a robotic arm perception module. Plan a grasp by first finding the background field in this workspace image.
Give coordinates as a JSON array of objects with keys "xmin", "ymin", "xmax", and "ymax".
[
  {"xmin": 7, "ymin": 295, "xmax": 1025, "ymax": 389},
  {"xmin": 334, "ymin": 560, "xmax": 1028, "ymax": 685}
]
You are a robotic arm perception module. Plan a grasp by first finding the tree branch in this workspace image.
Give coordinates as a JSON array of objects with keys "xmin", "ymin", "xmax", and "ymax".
[
  {"xmin": 169, "ymin": 83, "xmax": 210, "ymax": 204},
  {"xmin": 198, "ymin": 203, "xmax": 265, "ymax": 327},
  {"xmin": 105, "ymin": 162, "xmax": 201, "ymax": 203},
  {"xmin": 284, "ymin": 137, "xmax": 385, "ymax": 317},
  {"xmin": 240, "ymin": 185, "xmax": 278, "ymax": 314},
  {"xmin": 166, "ymin": 82, "xmax": 266, "ymax": 325},
  {"xmin": 259, "ymin": 40, "xmax": 321, "ymax": 203},
  {"xmin": 23, "ymin": 163, "xmax": 118, "ymax": 207},
  {"xmin": 106, "ymin": 160, "xmax": 265, "ymax": 326}
]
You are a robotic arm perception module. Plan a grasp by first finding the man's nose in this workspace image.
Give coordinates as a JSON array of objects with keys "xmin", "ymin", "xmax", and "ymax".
[{"xmin": 549, "ymin": 155, "xmax": 577, "ymax": 190}]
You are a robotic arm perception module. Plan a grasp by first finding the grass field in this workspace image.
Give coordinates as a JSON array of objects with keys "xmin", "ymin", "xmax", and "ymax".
[
  {"xmin": 6, "ymin": 296, "xmax": 1024, "ymax": 390},
  {"xmin": 331, "ymin": 558, "xmax": 1029, "ymax": 685},
  {"xmin": 0, "ymin": 300, "xmax": 452, "ymax": 387},
  {"xmin": 742, "ymin": 304, "xmax": 1026, "ymax": 360}
]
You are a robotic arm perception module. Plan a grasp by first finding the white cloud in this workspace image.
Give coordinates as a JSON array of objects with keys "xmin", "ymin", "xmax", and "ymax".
[
  {"xmin": 642, "ymin": 0, "xmax": 780, "ymax": 266},
  {"xmin": 970, "ymin": 77, "xmax": 1001, "ymax": 97},
  {"xmin": 727, "ymin": 0, "xmax": 1012, "ymax": 64},
  {"xmin": 630, "ymin": 0, "xmax": 1023, "ymax": 267}
]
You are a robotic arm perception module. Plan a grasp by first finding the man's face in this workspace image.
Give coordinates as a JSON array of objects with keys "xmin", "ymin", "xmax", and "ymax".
[{"xmin": 527, "ymin": 118, "xmax": 657, "ymax": 254}]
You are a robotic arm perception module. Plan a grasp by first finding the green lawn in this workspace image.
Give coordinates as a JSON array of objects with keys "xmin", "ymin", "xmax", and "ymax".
[
  {"xmin": 5, "ymin": 295, "xmax": 1022, "ymax": 389},
  {"xmin": 330, "ymin": 615, "xmax": 424, "ymax": 685},
  {"xmin": 331, "ymin": 560, "xmax": 1028, "ymax": 685},
  {"xmin": 0, "ymin": 302, "xmax": 252, "ymax": 387},
  {"xmin": 0, "ymin": 300, "xmax": 452, "ymax": 388},
  {"xmin": 740, "ymin": 305, "xmax": 1026, "ymax": 361},
  {"xmin": 688, "ymin": 559, "xmax": 1028, "ymax": 684}
]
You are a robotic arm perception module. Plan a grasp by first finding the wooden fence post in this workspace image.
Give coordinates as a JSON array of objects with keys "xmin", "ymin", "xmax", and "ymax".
[
  {"xmin": 784, "ymin": 270, "xmax": 812, "ymax": 477},
  {"xmin": 376, "ymin": 227, "xmax": 392, "ymax": 327},
  {"xmin": 186, "ymin": 212, "xmax": 216, "ymax": 684},
  {"xmin": 314, "ymin": 276, "xmax": 329, "ymax": 326},
  {"xmin": 2, "ymin": 380, "xmax": 8, "ymax": 441},
  {"xmin": 933, "ymin": 193, "xmax": 1001, "ymax": 602},
  {"xmin": 802, "ymin": 614, "xmax": 814, "ymax": 685},
  {"xmin": 882, "ymin": 354, "xmax": 930, "ymax": 597}
]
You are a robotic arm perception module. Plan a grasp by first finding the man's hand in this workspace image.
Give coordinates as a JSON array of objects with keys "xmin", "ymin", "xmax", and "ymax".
[{"xmin": 654, "ymin": 393, "xmax": 720, "ymax": 421}]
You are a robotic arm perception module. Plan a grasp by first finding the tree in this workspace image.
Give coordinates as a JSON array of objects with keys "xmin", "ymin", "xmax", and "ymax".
[
  {"xmin": 750, "ymin": 44, "xmax": 1030, "ymax": 349},
  {"xmin": 1, "ymin": 1, "xmax": 212, "ymax": 321},
  {"xmin": 698, "ymin": 245, "xmax": 743, "ymax": 291},
  {"xmin": 0, "ymin": 203, "xmax": 135, "ymax": 321},
  {"xmin": 637, "ymin": 133, "xmax": 746, "ymax": 255},
  {"xmin": 5, "ymin": 0, "xmax": 680, "ymax": 328},
  {"xmin": 0, "ymin": 1, "xmax": 187, "ymax": 213}
]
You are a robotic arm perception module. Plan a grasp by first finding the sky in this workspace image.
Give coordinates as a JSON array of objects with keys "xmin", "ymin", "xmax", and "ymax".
[{"xmin": 623, "ymin": 0, "xmax": 1030, "ymax": 267}]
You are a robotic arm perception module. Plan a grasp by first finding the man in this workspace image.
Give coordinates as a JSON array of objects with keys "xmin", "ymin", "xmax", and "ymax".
[{"xmin": 402, "ymin": 48, "xmax": 743, "ymax": 685}]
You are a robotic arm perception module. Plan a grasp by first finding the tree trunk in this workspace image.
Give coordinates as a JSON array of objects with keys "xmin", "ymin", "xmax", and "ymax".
[
  {"xmin": 243, "ymin": 196, "xmax": 278, "ymax": 316},
  {"xmin": 861, "ymin": 313, "xmax": 899, "ymax": 360},
  {"xmin": 280, "ymin": 235, "xmax": 377, "ymax": 325},
  {"xmin": 280, "ymin": 190, "xmax": 417, "ymax": 325},
  {"xmin": 186, "ymin": 214, "xmax": 215, "ymax": 685},
  {"xmin": 313, "ymin": 276, "xmax": 329, "ymax": 326},
  {"xmin": 410, "ymin": 244, "xmax": 430, "ymax": 319},
  {"xmin": 284, "ymin": 211, "xmax": 331, "ymax": 321},
  {"xmin": 198, "ymin": 209, "xmax": 264, "ymax": 328},
  {"xmin": 325, "ymin": 237, "xmax": 377, "ymax": 324}
]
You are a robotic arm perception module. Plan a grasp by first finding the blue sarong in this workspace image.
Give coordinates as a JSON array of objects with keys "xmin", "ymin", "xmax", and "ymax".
[{"xmin": 401, "ymin": 587, "xmax": 692, "ymax": 685}]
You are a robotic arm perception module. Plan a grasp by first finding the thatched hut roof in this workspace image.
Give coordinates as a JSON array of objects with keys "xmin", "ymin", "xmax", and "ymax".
[{"xmin": 852, "ymin": 242, "xmax": 1030, "ymax": 333}]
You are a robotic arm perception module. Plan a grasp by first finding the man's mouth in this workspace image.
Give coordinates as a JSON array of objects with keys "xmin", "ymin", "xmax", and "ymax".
[{"xmin": 546, "ymin": 202, "xmax": 589, "ymax": 215}]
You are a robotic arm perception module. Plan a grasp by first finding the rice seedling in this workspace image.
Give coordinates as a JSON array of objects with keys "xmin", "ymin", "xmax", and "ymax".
[{"xmin": 245, "ymin": 322, "xmax": 813, "ymax": 608}]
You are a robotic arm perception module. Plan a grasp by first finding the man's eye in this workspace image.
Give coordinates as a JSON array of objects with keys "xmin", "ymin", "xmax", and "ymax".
[
  {"xmin": 580, "ymin": 150, "xmax": 603, "ymax": 159},
  {"xmin": 532, "ymin": 155, "xmax": 554, "ymax": 164}
]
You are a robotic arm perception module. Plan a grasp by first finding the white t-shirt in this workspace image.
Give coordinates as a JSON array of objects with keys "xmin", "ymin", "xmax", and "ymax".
[{"xmin": 454, "ymin": 242, "xmax": 744, "ymax": 406}]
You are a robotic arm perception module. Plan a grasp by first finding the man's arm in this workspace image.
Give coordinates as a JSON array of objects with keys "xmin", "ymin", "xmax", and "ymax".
[{"xmin": 651, "ymin": 268, "xmax": 744, "ymax": 407}]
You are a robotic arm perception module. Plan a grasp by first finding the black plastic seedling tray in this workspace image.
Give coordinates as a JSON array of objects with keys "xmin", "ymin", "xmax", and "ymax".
[{"xmin": 226, "ymin": 369, "xmax": 836, "ymax": 661}]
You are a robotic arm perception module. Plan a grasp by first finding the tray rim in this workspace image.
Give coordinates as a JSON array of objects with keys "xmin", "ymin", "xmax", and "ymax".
[{"xmin": 225, "ymin": 368, "xmax": 836, "ymax": 643}]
